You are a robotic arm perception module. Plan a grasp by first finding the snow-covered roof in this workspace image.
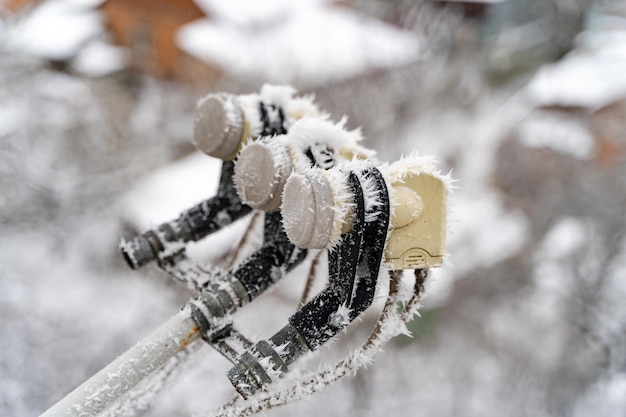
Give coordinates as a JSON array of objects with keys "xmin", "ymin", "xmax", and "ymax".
[
  {"xmin": 192, "ymin": 0, "xmax": 324, "ymax": 28},
  {"xmin": 432, "ymin": 0, "xmax": 507, "ymax": 3},
  {"xmin": 5, "ymin": 0, "xmax": 419, "ymax": 84},
  {"xmin": 526, "ymin": 18, "xmax": 626, "ymax": 111},
  {"xmin": 5, "ymin": 0, "xmax": 104, "ymax": 61},
  {"xmin": 177, "ymin": 3, "xmax": 420, "ymax": 87},
  {"xmin": 71, "ymin": 39, "xmax": 128, "ymax": 76}
]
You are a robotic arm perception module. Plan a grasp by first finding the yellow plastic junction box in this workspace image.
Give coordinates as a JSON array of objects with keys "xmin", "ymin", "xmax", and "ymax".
[{"xmin": 385, "ymin": 169, "xmax": 447, "ymax": 270}]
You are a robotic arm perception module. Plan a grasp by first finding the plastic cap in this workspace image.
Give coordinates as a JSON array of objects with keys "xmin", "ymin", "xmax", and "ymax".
[
  {"xmin": 281, "ymin": 170, "xmax": 335, "ymax": 249},
  {"xmin": 193, "ymin": 94, "xmax": 245, "ymax": 160},
  {"xmin": 234, "ymin": 142, "xmax": 293, "ymax": 211}
]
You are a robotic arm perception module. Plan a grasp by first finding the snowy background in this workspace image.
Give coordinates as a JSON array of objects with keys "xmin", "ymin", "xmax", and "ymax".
[{"xmin": 2, "ymin": 0, "xmax": 626, "ymax": 416}]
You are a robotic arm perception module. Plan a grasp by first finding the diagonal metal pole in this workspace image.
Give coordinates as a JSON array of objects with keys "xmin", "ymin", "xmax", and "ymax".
[{"xmin": 40, "ymin": 311, "xmax": 199, "ymax": 417}]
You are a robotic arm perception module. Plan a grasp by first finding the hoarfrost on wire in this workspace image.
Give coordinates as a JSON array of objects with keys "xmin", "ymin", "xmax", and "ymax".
[
  {"xmin": 6, "ymin": 3, "xmax": 626, "ymax": 416},
  {"xmin": 207, "ymin": 271, "xmax": 420, "ymax": 417}
]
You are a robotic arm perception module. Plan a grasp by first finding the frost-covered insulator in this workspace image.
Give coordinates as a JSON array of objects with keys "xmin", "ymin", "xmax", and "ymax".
[
  {"xmin": 228, "ymin": 164, "xmax": 392, "ymax": 398},
  {"xmin": 120, "ymin": 162, "xmax": 248, "ymax": 270},
  {"xmin": 282, "ymin": 155, "xmax": 452, "ymax": 269},
  {"xmin": 280, "ymin": 168, "xmax": 339, "ymax": 248},
  {"xmin": 193, "ymin": 84, "xmax": 321, "ymax": 161},
  {"xmin": 193, "ymin": 93, "xmax": 246, "ymax": 161},
  {"xmin": 121, "ymin": 85, "xmax": 322, "ymax": 270},
  {"xmin": 226, "ymin": 327, "xmax": 304, "ymax": 399},
  {"xmin": 233, "ymin": 117, "xmax": 375, "ymax": 212},
  {"xmin": 234, "ymin": 140, "xmax": 294, "ymax": 212}
]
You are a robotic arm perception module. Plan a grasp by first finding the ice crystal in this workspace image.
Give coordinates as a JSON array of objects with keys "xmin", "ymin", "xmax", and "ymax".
[
  {"xmin": 382, "ymin": 151, "xmax": 456, "ymax": 192},
  {"xmin": 265, "ymin": 137, "xmax": 292, "ymax": 171},
  {"xmin": 285, "ymin": 116, "xmax": 364, "ymax": 169},
  {"xmin": 357, "ymin": 169, "xmax": 386, "ymax": 223},
  {"xmin": 329, "ymin": 304, "xmax": 353, "ymax": 328},
  {"xmin": 321, "ymin": 167, "xmax": 355, "ymax": 249},
  {"xmin": 207, "ymin": 271, "xmax": 425, "ymax": 417},
  {"xmin": 236, "ymin": 84, "xmax": 321, "ymax": 139},
  {"xmin": 101, "ymin": 342, "xmax": 200, "ymax": 417},
  {"xmin": 259, "ymin": 84, "xmax": 320, "ymax": 125}
]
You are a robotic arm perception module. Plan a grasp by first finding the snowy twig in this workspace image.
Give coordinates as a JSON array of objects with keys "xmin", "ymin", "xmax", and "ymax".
[{"xmin": 208, "ymin": 269, "xmax": 427, "ymax": 417}]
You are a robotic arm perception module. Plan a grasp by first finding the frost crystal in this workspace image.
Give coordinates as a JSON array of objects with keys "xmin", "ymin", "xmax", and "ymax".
[
  {"xmin": 243, "ymin": 136, "xmax": 294, "ymax": 185},
  {"xmin": 285, "ymin": 116, "xmax": 367, "ymax": 165},
  {"xmin": 269, "ymin": 265, "xmax": 286, "ymax": 283},
  {"xmin": 381, "ymin": 151, "xmax": 456, "ymax": 192},
  {"xmin": 207, "ymin": 270, "xmax": 427, "ymax": 417},
  {"xmin": 358, "ymin": 170, "xmax": 386, "ymax": 223},
  {"xmin": 235, "ymin": 84, "xmax": 321, "ymax": 139},
  {"xmin": 102, "ymin": 343, "xmax": 200, "ymax": 417},
  {"xmin": 259, "ymin": 84, "xmax": 320, "ymax": 125},
  {"xmin": 329, "ymin": 304, "xmax": 352, "ymax": 328},
  {"xmin": 215, "ymin": 210, "xmax": 232, "ymax": 227},
  {"xmin": 321, "ymin": 166, "xmax": 355, "ymax": 249}
]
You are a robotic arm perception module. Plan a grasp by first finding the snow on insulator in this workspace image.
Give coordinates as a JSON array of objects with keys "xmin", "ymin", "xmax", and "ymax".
[
  {"xmin": 281, "ymin": 155, "xmax": 453, "ymax": 270},
  {"xmin": 234, "ymin": 116, "xmax": 372, "ymax": 211},
  {"xmin": 234, "ymin": 138, "xmax": 294, "ymax": 211},
  {"xmin": 281, "ymin": 166, "xmax": 353, "ymax": 249},
  {"xmin": 194, "ymin": 84, "xmax": 320, "ymax": 160},
  {"xmin": 236, "ymin": 84, "xmax": 321, "ymax": 139},
  {"xmin": 283, "ymin": 116, "xmax": 373, "ymax": 165},
  {"xmin": 258, "ymin": 84, "xmax": 321, "ymax": 125},
  {"xmin": 193, "ymin": 93, "xmax": 246, "ymax": 160}
]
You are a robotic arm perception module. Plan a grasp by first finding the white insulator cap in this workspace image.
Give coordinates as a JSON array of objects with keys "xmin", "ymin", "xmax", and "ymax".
[
  {"xmin": 234, "ymin": 141, "xmax": 294, "ymax": 212},
  {"xmin": 193, "ymin": 94, "xmax": 245, "ymax": 161},
  {"xmin": 281, "ymin": 170, "xmax": 337, "ymax": 249}
]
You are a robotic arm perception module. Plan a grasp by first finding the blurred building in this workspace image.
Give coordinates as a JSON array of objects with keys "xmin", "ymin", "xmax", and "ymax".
[
  {"xmin": 100, "ymin": 0, "xmax": 209, "ymax": 80},
  {"xmin": 524, "ymin": 8, "xmax": 626, "ymax": 166},
  {"xmin": 4, "ymin": 0, "xmax": 421, "ymax": 87},
  {"xmin": 2, "ymin": 0, "xmax": 38, "ymax": 13}
]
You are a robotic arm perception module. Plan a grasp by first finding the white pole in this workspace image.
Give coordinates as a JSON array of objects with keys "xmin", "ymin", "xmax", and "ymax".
[{"xmin": 40, "ymin": 310, "xmax": 200, "ymax": 417}]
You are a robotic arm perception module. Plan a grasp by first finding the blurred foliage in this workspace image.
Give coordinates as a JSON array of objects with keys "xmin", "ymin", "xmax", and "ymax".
[{"xmin": 394, "ymin": 307, "xmax": 440, "ymax": 346}]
